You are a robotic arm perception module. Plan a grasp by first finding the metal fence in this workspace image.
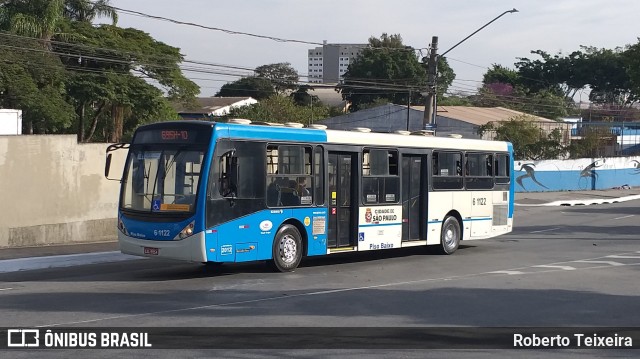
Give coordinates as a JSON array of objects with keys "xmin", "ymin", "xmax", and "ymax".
[{"xmin": 483, "ymin": 121, "xmax": 640, "ymax": 159}]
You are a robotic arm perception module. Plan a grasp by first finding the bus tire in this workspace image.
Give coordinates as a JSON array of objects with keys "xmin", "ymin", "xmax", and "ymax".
[
  {"xmin": 439, "ymin": 216, "xmax": 461, "ymax": 255},
  {"xmin": 269, "ymin": 224, "xmax": 303, "ymax": 272}
]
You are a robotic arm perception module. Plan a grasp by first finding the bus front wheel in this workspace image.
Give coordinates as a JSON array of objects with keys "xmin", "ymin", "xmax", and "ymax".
[
  {"xmin": 269, "ymin": 224, "xmax": 303, "ymax": 272},
  {"xmin": 439, "ymin": 216, "xmax": 461, "ymax": 255}
]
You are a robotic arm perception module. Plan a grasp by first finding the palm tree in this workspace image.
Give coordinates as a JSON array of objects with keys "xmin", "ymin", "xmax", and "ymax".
[
  {"xmin": 6, "ymin": 0, "xmax": 64, "ymax": 47},
  {"xmin": 5, "ymin": 0, "xmax": 117, "ymax": 47},
  {"xmin": 64, "ymin": 0, "xmax": 118, "ymax": 24}
]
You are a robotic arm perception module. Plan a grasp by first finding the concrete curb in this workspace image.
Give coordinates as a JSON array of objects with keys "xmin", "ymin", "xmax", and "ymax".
[{"xmin": 516, "ymin": 194, "xmax": 640, "ymax": 207}]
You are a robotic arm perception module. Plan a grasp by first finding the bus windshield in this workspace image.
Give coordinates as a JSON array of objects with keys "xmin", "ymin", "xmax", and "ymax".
[{"xmin": 121, "ymin": 146, "xmax": 205, "ymax": 214}]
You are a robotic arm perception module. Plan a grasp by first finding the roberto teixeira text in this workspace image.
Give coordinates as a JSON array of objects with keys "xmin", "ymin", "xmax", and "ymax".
[{"xmin": 514, "ymin": 333, "xmax": 633, "ymax": 348}]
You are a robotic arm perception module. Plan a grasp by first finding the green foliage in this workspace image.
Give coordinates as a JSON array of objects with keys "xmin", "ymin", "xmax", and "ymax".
[
  {"xmin": 513, "ymin": 47, "xmax": 635, "ymax": 108},
  {"xmin": 216, "ymin": 76, "xmax": 275, "ymax": 100},
  {"xmin": 63, "ymin": 0, "xmax": 118, "ymax": 24},
  {"xmin": 438, "ymin": 95, "xmax": 472, "ymax": 106},
  {"xmin": 0, "ymin": 1, "xmax": 195, "ymax": 141},
  {"xmin": 478, "ymin": 115, "xmax": 565, "ymax": 160},
  {"xmin": 479, "ymin": 62, "xmax": 573, "ymax": 120},
  {"xmin": 60, "ymin": 22, "xmax": 196, "ymax": 142},
  {"xmin": 339, "ymin": 33, "xmax": 430, "ymax": 112},
  {"xmin": 482, "ymin": 64, "xmax": 519, "ymax": 87},
  {"xmin": 290, "ymin": 85, "xmax": 319, "ymax": 106},
  {"xmin": 565, "ymin": 126, "xmax": 612, "ymax": 159},
  {"xmin": 254, "ymin": 62, "xmax": 299, "ymax": 94},
  {"xmin": 0, "ymin": 34, "xmax": 75, "ymax": 133},
  {"xmin": 435, "ymin": 56, "xmax": 455, "ymax": 100},
  {"xmin": 226, "ymin": 95, "xmax": 329, "ymax": 125},
  {"xmin": 357, "ymin": 98, "xmax": 391, "ymax": 110}
]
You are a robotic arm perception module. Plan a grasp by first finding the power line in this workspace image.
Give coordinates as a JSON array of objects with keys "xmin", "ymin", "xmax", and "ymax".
[{"xmin": 108, "ymin": 5, "xmax": 323, "ymax": 46}]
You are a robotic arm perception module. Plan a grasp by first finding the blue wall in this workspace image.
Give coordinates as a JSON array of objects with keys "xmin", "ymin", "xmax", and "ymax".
[{"xmin": 514, "ymin": 157, "xmax": 640, "ymax": 192}]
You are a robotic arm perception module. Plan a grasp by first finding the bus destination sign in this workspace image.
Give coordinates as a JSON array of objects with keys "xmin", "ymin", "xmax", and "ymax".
[
  {"xmin": 134, "ymin": 129, "xmax": 200, "ymax": 144},
  {"xmin": 160, "ymin": 130, "xmax": 189, "ymax": 141}
]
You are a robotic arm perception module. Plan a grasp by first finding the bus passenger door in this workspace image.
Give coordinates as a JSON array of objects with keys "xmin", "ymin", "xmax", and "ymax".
[
  {"xmin": 401, "ymin": 155, "xmax": 424, "ymax": 241},
  {"xmin": 327, "ymin": 152, "xmax": 357, "ymax": 248}
]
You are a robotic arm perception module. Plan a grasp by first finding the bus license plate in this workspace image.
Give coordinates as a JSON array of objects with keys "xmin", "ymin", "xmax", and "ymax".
[{"xmin": 144, "ymin": 247, "xmax": 159, "ymax": 255}]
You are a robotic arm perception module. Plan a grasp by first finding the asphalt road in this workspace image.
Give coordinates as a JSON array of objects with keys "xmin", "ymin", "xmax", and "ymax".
[{"xmin": 1, "ymin": 201, "xmax": 639, "ymax": 358}]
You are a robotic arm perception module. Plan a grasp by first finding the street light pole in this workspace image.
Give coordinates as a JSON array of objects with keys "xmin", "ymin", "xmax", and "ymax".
[{"xmin": 422, "ymin": 8, "xmax": 519, "ymax": 130}]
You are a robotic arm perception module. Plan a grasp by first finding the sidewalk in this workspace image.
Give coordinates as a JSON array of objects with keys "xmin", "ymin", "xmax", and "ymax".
[
  {"xmin": 515, "ymin": 187, "xmax": 640, "ymax": 206},
  {"xmin": 1, "ymin": 187, "xmax": 639, "ymax": 264}
]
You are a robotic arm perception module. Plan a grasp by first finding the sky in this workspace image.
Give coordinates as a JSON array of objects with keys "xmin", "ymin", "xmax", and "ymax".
[{"xmin": 107, "ymin": 0, "xmax": 640, "ymax": 99}]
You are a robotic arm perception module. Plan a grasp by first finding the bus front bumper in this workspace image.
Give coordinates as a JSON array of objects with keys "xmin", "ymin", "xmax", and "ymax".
[{"xmin": 118, "ymin": 231, "xmax": 207, "ymax": 263}]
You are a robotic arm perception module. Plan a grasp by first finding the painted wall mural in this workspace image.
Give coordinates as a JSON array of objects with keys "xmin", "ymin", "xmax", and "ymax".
[{"xmin": 514, "ymin": 156, "xmax": 640, "ymax": 192}]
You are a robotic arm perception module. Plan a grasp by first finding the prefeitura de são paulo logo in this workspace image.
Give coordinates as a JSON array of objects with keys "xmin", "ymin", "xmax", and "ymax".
[{"xmin": 365, "ymin": 208, "xmax": 372, "ymax": 223}]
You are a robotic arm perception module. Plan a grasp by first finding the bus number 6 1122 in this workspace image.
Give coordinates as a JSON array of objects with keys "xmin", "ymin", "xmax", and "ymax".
[{"xmin": 473, "ymin": 198, "xmax": 487, "ymax": 206}]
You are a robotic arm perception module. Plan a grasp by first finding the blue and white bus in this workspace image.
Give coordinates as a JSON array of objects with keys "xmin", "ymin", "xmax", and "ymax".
[{"xmin": 105, "ymin": 119, "xmax": 514, "ymax": 272}]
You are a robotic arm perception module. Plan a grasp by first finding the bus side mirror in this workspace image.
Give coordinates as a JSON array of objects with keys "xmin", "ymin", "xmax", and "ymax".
[
  {"xmin": 105, "ymin": 154, "xmax": 112, "ymax": 178},
  {"xmin": 105, "ymin": 143, "xmax": 129, "ymax": 181}
]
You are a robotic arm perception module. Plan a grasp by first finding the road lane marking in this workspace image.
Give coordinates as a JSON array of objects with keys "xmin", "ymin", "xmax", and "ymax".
[
  {"xmin": 36, "ymin": 248, "xmax": 640, "ymax": 328},
  {"xmin": 529, "ymin": 228, "xmax": 560, "ymax": 234},
  {"xmin": 613, "ymin": 215, "xmax": 635, "ymax": 220},
  {"xmin": 487, "ymin": 270, "xmax": 525, "ymax": 275},
  {"xmin": 533, "ymin": 265, "xmax": 576, "ymax": 270},
  {"xmin": 0, "ymin": 287, "xmax": 13, "ymax": 292},
  {"xmin": 606, "ymin": 255, "xmax": 640, "ymax": 259},
  {"xmin": 574, "ymin": 260, "xmax": 624, "ymax": 266}
]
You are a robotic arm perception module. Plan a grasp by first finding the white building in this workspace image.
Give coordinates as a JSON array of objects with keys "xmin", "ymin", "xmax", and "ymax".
[
  {"xmin": 0, "ymin": 109, "xmax": 22, "ymax": 135},
  {"xmin": 308, "ymin": 41, "xmax": 367, "ymax": 84}
]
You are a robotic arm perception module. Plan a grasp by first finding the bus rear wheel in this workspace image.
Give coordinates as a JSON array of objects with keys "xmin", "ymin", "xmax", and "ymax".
[
  {"xmin": 439, "ymin": 216, "xmax": 461, "ymax": 254},
  {"xmin": 269, "ymin": 224, "xmax": 303, "ymax": 272}
]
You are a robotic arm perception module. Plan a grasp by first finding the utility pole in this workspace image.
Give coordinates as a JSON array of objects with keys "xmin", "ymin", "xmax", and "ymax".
[
  {"xmin": 406, "ymin": 89, "xmax": 412, "ymax": 131},
  {"xmin": 421, "ymin": 9, "xmax": 518, "ymax": 133},
  {"xmin": 423, "ymin": 36, "xmax": 438, "ymax": 130}
]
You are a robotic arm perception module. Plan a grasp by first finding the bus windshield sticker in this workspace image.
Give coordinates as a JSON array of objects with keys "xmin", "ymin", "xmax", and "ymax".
[
  {"xmin": 160, "ymin": 204, "xmax": 190, "ymax": 211},
  {"xmin": 151, "ymin": 199, "xmax": 161, "ymax": 212},
  {"xmin": 137, "ymin": 152, "xmax": 161, "ymax": 160},
  {"xmin": 440, "ymin": 169, "xmax": 449, "ymax": 176},
  {"xmin": 385, "ymin": 194, "xmax": 395, "ymax": 202},
  {"xmin": 300, "ymin": 196, "xmax": 313, "ymax": 205},
  {"xmin": 366, "ymin": 194, "xmax": 377, "ymax": 203},
  {"xmin": 312, "ymin": 216, "xmax": 326, "ymax": 235}
]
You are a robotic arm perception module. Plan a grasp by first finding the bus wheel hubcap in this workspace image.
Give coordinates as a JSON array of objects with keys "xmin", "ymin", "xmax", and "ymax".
[
  {"xmin": 280, "ymin": 235, "xmax": 297, "ymax": 263},
  {"xmin": 444, "ymin": 227, "xmax": 456, "ymax": 247}
]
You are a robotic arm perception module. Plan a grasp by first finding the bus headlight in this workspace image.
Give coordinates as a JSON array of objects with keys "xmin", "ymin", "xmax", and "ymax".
[
  {"xmin": 118, "ymin": 217, "xmax": 129, "ymax": 236},
  {"xmin": 174, "ymin": 221, "xmax": 195, "ymax": 240}
]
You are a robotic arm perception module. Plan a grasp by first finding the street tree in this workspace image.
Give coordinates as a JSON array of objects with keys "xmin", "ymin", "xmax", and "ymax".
[
  {"xmin": 61, "ymin": 22, "xmax": 198, "ymax": 142},
  {"xmin": 216, "ymin": 76, "xmax": 275, "ymax": 100},
  {"xmin": 0, "ymin": 35, "xmax": 75, "ymax": 133},
  {"xmin": 254, "ymin": 62, "xmax": 299, "ymax": 94},
  {"xmin": 477, "ymin": 115, "xmax": 565, "ymax": 160},
  {"xmin": 339, "ymin": 33, "xmax": 430, "ymax": 112},
  {"xmin": 290, "ymin": 85, "xmax": 319, "ymax": 106},
  {"xmin": 227, "ymin": 95, "xmax": 328, "ymax": 125}
]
